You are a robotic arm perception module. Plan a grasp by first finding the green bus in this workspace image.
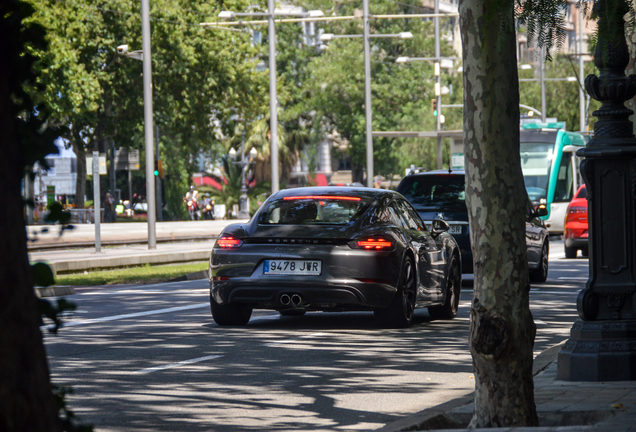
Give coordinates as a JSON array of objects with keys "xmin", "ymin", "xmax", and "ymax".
[{"xmin": 520, "ymin": 122, "xmax": 588, "ymax": 235}]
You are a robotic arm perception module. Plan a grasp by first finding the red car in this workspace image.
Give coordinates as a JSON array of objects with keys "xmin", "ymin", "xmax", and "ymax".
[{"xmin": 564, "ymin": 185, "xmax": 588, "ymax": 259}]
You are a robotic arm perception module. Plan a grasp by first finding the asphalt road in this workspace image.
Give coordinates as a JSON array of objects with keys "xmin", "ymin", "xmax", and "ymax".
[{"xmin": 43, "ymin": 240, "xmax": 588, "ymax": 432}]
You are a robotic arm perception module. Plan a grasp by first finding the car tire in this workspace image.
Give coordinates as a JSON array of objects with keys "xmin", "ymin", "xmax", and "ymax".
[
  {"xmin": 279, "ymin": 310, "xmax": 306, "ymax": 317},
  {"xmin": 529, "ymin": 240, "xmax": 549, "ymax": 283},
  {"xmin": 565, "ymin": 246, "xmax": 577, "ymax": 259},
  {"xmin": 375, "ymin": 255, "xmax": 416, "ymax": 328},
  {"xmin": 581, "ymin": 247, "xmax": 589, "ymax": 258},
  {"xmin": 210, "ymin": 293, "xmax": 252, "ymax": 326},
  {"xmin": 428, "ymin": 254, "xmax": 461, "ymax": 320}
]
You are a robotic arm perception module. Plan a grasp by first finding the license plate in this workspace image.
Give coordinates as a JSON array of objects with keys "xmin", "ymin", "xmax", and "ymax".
[
  {"xmin": 448, "ymin": 224, "xmax": 463, "ymax": 235},
  {"xmin": 263, "ymin": 260, "xmax": 322, "ymax": 275}
]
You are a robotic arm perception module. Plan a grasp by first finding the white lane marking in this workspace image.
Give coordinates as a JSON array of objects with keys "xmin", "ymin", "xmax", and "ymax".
[
  {"xmin": 265, "ymin": 332, "xmax": 329, "ymax": 347},
  {"xmin": 534, "ymin": 320, "xmax": 547, "ymax": 325},
  {"xmin": 111, "ymin": 288, "xmax": 209, "ymax": 295},
  {"xmin": 135, "ymin": 355, "xmax": 223, "ymax": 374},
  {"xmin": 250, "ymin": 314, "xmax": 283, "ymax": 322},
  {"xmin": 557, "ymin": 277, "xmax": 588, "ymax": 281},
  {"xmin": 51, "ymin": 303, "xmax": 209, "ymax": 329},
  {"xmin": 530, "ymin": 290, "xmax": 579, "ymax": 295}
]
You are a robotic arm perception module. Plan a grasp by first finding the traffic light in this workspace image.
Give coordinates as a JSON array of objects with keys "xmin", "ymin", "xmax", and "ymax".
[
  {"xmin": 431, "ymin": 98, "xmax": 438, "ymax": 116},
  {"xmin": 154, "ymin": 160, "xmax": 164, "ymax": 178}
]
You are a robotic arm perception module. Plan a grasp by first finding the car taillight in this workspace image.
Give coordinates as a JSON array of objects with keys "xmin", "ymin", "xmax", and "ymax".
[
  {"xmin": 216, "ymin": 235, "xmax": 243, "ymax": 248},
  {"xmin": 352, "ymin": 238, "xmax": 393, "ymax": 251}
]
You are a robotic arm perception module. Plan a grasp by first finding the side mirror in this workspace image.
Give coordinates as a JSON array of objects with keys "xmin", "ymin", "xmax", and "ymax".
[
  {"xmin": 536, "ymin": 206, "xmax": 548, "ymax": 217},
  {"xmin": 431, "ymin": 219, "xmax": 450, "ymax": 234}
]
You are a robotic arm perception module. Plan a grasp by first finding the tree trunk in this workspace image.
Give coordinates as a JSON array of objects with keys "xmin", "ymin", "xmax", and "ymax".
[
  {"xmin": 0, "ymin": 19, "xmax": 60, "ymax": 432},
  {"xmin": 459, "ymin": 0, "xmax": 538, "ymax": 427},
  {"xmin": 72, "ymin": 130, "xmax": 87, "ymax": 209}
]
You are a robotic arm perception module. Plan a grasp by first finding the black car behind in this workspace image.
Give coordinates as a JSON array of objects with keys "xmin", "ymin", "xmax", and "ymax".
[{"xmin": 396, "ymin": 170, "xmax": 549, "ymax": 282}]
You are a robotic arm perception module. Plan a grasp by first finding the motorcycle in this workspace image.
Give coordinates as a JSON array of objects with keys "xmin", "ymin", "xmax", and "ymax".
[
  {"xmin": 202, "ymin": 203, "xmax": 215, "ymax": 220},
  {"xmin": 184, "ymin": 191, "xmax": 199, "ymax": 220}
]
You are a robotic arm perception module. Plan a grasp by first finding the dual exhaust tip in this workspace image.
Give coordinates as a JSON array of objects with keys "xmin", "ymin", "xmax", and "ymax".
[{"xmin": 280, "ymin": 293, "xmax": 302, "ymax": 307}]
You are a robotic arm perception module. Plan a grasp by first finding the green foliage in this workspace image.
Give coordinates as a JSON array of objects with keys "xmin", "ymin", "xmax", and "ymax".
[
  {"xmin": 54, "ymin": 262, "xmax": 208, "ymax": 286},
  {"xmin": 53, "ymin": 385, "xmax": 94, "ymax": 432},
  {"xmin": 26, "ymin": 0, "xmax": 268, "ymax": 215},
  {"xmin": 32, "ymin": 262, "xmax": 55, "ymax": 287},
  {"xmin": 517, "ymin": 0, "xmax": 634, "ymax": 62},
  {"xmin": 295, "ymin": 0, "xmax": 462, "ymax": 177},
  {"xmin": 204, "ymin": 155, "xmax": 270, "ymax": 213},
  {"xmin": 38, "ymin": 298, "xmax": 77, "ymax": 335}
]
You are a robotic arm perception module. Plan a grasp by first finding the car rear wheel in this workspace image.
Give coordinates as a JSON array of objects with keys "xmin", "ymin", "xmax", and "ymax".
[
  {"xmin": 565, "ymin": 246, "xmax": 577, "ymax": 259},
  {"xmin": 529, "ymin": 240, "xmax": 549, "ymax": 283},
  {"xmin": 210, "ymin": 293, "xmax": 252, "ymax": 326},
  {"xmin": 279, "ymin": 309, "xmax": 306, "ymax": 317},
  {"xmin": 428, "ymin": 255, "xmax": 461, "ymax": 320},
  {"xmin": 375, "ymin": 256, "xmax": 416, "ymax": 328}
]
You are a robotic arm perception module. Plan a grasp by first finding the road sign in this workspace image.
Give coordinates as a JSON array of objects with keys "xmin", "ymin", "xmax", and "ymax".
[
  {"xmin": 86, "ymin": 154, "xmax": 107, "ymax": 175},
  {"xmin": 114, "ymin": 148, "xmax": 140, "ymax": 171},
  {"xmin": 521, "ymin": 120, "xmax": 565, "ymax": 130}
]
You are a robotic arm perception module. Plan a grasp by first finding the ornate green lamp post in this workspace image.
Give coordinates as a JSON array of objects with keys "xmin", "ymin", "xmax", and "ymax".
[{"xmin": 557, "ymin": 0, "xmax": 636, "ymax": 381}]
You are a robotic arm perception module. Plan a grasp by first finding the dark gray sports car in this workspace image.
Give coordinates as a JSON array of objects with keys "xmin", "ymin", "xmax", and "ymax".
[{"xmin": 209, "ymin": 187, "xmax": 462, "ymax": 328}]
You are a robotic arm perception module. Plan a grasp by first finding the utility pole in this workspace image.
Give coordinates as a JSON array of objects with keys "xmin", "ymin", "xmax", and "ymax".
[
  {"xmin": 93, "ymin": 151, "xmax": 101, "ymax": 253},
  {"xmin": 434, "ymin": 0, "xmax": 443, "ymax": 169},
  {"xmin": 363, "ymin": 0, "xmax": 374, "ymax": 187},
  {"xmin": 541, "ymin": 46, "xmax": 547, "ymax": 122},
  {"xmin": 268, "ymin": 0, "xmax": 279, "ymax": 193},
  {"xmin": 141, "ymin": 0, "xmax": 156, "ymax": 248},
  {"xmin": 109, "ymin": 139, "xmax": 117, "ymax": 222}
]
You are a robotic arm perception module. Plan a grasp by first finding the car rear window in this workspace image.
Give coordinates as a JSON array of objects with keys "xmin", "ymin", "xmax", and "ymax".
[
  {"xmin": 258, "ymin": 196, "xmax": 373, "ymax": 225},
  {"xmin": 397, "ymin": 175, "xmax": 466, "ymax": 208},
  {"xmin": 576, "ymin": 186, "xmax": 587, "ymax": 199}
]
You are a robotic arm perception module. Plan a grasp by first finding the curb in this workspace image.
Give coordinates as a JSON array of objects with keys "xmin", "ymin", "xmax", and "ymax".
[
  {"xmin": 35, "ymin": 286, "xmax": 76, "ymax": 298},
  {"xmin": 168, "ymin": 269, "xmax": 209, "ymax": 282},
  {"xmin": 378, "ymin": 341, "xmax": 567, "ymax": 432},
  {"xmin": 45, "ymin": 251, "xmax": 211, "ymax": 275}
]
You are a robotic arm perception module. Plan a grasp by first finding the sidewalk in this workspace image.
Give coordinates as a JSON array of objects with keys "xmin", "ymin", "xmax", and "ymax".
[
  {"xmin": 26, "ymin": 219, "xmax": 244, "ymax": 249},
  {"xmin": 380, "ymin": 343, "xmax": 636, "ymax": 432},
  {"xmin": 29, "ymin": 240, "xmax": 216, "ymax": 275}
]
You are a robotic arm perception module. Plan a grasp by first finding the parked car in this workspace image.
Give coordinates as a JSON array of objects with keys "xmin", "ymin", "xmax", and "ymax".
[
  {"xmin": 396, "ymin": 170, "xmax": 550, "ymax": 283},
  {"xmin": 564, "ymin": 185, "xmax": 588, "ymax": 259},
  {"xmin": 209, "ymin": 186, "xmax": 462, "ymax": 328}
]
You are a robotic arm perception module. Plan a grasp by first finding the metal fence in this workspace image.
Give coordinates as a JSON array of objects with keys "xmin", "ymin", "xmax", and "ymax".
[{"xmin": 69, "ymin": 208, "xmax": 104, "ymax": 224}]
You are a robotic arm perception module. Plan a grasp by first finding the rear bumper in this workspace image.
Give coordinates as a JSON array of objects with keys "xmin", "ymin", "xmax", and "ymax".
[
  {"xmin": 211, "ymin": 278, "xmax": 396, "ymax": 311},
  {"xmin": 564, "ymin": 237, "xmax": 588, "ymax": 250}
]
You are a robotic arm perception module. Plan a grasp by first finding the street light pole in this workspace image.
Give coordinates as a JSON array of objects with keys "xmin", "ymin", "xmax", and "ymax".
[
  {"xmin": 540, "ymin": 46, "xmax": 547, "ymax": 122},
  {"xmin": 268, "ymin": 0, "xmax": 279, "ymax": 193},
  {"xmin": 363, "ymin": 0, "xmax": 374, "ymax": 188},
  {"xmin": 141, "ymin": 0, "xmax": 156, "ymax": 249},
  {"xmin": 434, "ymin": 0, "xmax": 443, "ymax": 169}
]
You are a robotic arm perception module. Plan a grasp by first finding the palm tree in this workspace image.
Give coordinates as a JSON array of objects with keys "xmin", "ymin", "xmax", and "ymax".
[
  {"xmin": 246, "ymin": 116, "xmax": 308, "ymax": 187},
  {"xmin": 204, "ymin": 154, "xmax": 269, "ymax": 216}
]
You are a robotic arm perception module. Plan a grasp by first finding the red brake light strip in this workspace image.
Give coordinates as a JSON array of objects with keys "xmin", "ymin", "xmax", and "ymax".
[{"xmin": 283, "ymin": 195, "xmax": 361, "ymax": 201}]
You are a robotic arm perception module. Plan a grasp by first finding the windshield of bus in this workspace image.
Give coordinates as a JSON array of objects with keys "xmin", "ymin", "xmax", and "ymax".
[{"xmin": 520, "ymin": 142, "xmax": 553, "ymax": 202}]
